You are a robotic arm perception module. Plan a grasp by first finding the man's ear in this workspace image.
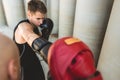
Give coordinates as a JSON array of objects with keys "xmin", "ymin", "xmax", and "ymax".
[
  {"xmin": 27, "ymin": 10, "xmax": 33, "ymax": 18},
  {"xmin": 8, "ymin": 59, "xmax": 18, "ymax": 80},
  {"xmin": 27, "ymin": 10, "xmax": 31, "ymax": 17}
]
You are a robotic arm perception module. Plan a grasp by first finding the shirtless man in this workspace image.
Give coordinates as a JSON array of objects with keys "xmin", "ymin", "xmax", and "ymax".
[{"xmin": 0, "ymin": 33, "xmax": 20, "ymax": 80}]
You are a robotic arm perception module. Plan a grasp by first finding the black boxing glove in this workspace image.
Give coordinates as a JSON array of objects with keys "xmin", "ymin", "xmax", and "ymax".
[
  {"xmin": 32, "ymin": 37, "xmax": 52, "ymax": 62},
  {"xmin": 40, "ymin": 18, "xmax": 53, "ymax": 40}
]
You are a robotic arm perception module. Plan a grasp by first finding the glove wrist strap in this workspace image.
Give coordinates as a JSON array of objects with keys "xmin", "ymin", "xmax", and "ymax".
[{"xmin": 85, "ymin": 71, "xmax": 102, "ymax": 80}]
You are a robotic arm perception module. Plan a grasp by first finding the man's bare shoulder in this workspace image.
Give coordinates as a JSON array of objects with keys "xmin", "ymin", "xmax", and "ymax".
[{"xmin": 18, "ymin": 22, "xmax": 33, "ymax": 30}]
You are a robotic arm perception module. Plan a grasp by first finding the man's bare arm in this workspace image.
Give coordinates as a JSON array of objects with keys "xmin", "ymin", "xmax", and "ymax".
[
  {"xmin": 18, "ymin": 22, "xmax": 52, "ymax": 62},
  {"xmin": 18, "ymin": 22, "xmax": 40, "ymax": 46}
]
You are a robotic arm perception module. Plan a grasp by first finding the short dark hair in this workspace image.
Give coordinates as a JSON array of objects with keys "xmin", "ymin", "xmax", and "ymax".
[{"xmin": 28, "ymin": 0, "xmax": 47, "ymax": 14}]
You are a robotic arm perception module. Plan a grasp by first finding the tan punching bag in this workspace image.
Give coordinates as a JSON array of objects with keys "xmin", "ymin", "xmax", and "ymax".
[
  {"xmin": 73, "ymin": 0, "xmax": 113, "ymax": 64},
  {"xmin": 2, "ymin": 0, "xmax": 25, "ymax": 29},
  {"xmin": 0, "ymin": 0, "xmax": 6, "ymax": 26},
  {"xmin": 46, "ymin": 0, "xmax": 51, "ymax": 18},
  {"xmin": 59, "ymin": 0, "xmax": 76, "ymax": 38},
  {"xmin": 50, "ymin": 0, "xmax": 59, "ymax": 35},
  {"xmin": 97, "ymin": 0, "xmax": 120, "ymax": 80},
  {"xmin": 24, "ymin": 0, "xmax": 31, "ymax": 17}
]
